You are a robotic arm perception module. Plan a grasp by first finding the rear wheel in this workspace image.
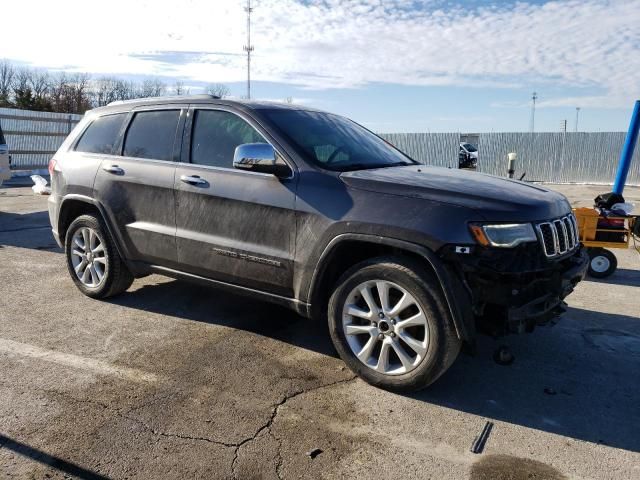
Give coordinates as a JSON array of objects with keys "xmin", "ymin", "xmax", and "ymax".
[
  {"xmin": 65, "ymin": 214, "xmax": 133, "ymax": 298},
  {"xmin": 328, "ymin": 256, "xmax": 461, "ymax": 392},
  {"xmin": 587, "ymin": 248, "xmax": 617, "ymax": 278}
]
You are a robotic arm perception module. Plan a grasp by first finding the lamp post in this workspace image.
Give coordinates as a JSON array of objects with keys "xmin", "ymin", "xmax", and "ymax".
[{"xmin": 529, "ymin": 92, "xmax": 537, "ymax": 133}]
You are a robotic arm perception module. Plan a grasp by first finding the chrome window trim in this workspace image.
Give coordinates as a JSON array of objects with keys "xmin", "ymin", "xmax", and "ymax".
[{"xmin": 175, "ymin": 161, "xmax": 280, "ymax": 179}]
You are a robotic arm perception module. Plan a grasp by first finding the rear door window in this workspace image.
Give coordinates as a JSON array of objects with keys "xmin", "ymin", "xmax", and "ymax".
[
  {"xmin": 191, "ymin": 110, "xmax": 265, "ymax": 168},
  {"xmin": 74, "ymin": 113, "xmax": 126, "ymax": 154},
  {"xmin": 123, "ymin": 110, "xmax": 180, "ymax": 161}
]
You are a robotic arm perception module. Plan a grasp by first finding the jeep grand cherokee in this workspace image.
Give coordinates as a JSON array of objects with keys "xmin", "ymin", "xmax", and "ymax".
[{"xmin": 48, "ymin": 95, "xmax": 588, "ymax": 391}]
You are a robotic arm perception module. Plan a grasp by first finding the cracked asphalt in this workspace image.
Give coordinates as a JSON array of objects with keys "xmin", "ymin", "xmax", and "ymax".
[{"xmin": 1, "ymin": 181, "xmax": 639, "ymax": 479}]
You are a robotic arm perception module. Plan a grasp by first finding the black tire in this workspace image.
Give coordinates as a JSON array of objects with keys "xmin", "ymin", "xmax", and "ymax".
[
  {"xmin": 587, "ymin": 248, "xmax": 617, "ymax": 278},
  {"xmin": 328, "ymin": 256, "xmax": 461, "ymax": 392},
  {"xmin": 65, "ymin": 214, "xmax": 134, "ymax": 298}
]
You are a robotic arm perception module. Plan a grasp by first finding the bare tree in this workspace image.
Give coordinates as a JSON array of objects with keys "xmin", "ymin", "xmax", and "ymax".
[
  {"xmin": 0, "ymin": 59, "xmax": 207, "ymax": 113},
  {"xmin": 48, "ymin": 72, "xmax": 92, "ymax": 113},
  {"xmin": 138, "ymin": 78, "xmax": 166, "ymax": 98},
  {"xmin": 172, "ymin": 80, "xmax": 189, "ymax": 96},
  {"xmin": 29, "ymin": 70, "xmax": 50, "ymax": 101},
  {"xmin": 91, "ymin": 77, "xmax": 139, "ymax": 107},
  {"xmin": 12, "ymin": 68, "xmax": 31, "ymax": 93},
  {"xmin": 92, "ymin": 77, "xmax": 119, "ymax": 107},
  {"xmin": 206, "ymin": 83, "xmax": 230, "ymax": 98},
  {"xmin": 284, "ymin": 96, "xmax": 293, "ymax": 104},
  {"xmin": 11, "ymin": 68, "xmax": 36, "ymax": 109},
  {"xmin": 113, "ymin": 79, "xmax": 137, "ymax": 102},
  {"xmin": 0, "ymin": 60, "xmax": 15, "ymax": 105},
  {"xmin": 70, "ymin": 73, "xmax": 91, "ymax": 113}
]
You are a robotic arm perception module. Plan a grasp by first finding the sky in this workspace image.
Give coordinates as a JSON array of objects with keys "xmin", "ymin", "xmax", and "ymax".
[{"xmin": 1, "ymin": 0, "xmax": 639, "ymax": 133}]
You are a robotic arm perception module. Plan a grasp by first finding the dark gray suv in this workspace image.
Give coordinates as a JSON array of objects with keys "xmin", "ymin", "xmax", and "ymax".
[{"xmin": 48, "ymin": 95, "xmax": 588, "ymax": 391}]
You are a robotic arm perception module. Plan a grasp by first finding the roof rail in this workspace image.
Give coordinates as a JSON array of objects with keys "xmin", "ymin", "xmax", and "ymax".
[{"xmin": 107, "ymin": 94, "xmax": 220, "ymax": 106}]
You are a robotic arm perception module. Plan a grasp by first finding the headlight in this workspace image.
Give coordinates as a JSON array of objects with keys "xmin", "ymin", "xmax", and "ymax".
[{"xmin": 469, "ymin": 223, "xmax": 537, "ymax": 248}]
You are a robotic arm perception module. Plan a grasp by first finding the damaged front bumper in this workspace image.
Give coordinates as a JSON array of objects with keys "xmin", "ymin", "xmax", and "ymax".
[
  {"xmin": 444, "ymin": 244, "xmax": 589, "ymax": 335},
  {"xmin": 504, "ymin": 249, "xmax": 588, "ymax": 333}
]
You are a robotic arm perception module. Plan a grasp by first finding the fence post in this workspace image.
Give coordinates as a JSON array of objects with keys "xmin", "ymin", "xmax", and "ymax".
[{"xmin": 507, "ymin": 152, "xmax": 516, "ymax": 178}]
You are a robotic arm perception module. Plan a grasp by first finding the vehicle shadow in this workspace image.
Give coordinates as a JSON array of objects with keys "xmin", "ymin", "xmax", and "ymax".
[
  {"xmin": 0, "ymin": 210, "xmax": 61, "ymax": 251},
  {"xmin": 0, "ymin": 433, "xmax": 110, "ymax": 480},
  {"xmin": 583, "ymin": 268, "xmax": 640, "ymax": 287},
  {"xmin": 108, "ymin": 279, "xmax": 337, "ymax": 358},
  {"xmin": 414, "ymin": 306, "xmax": 640, "ymax": 453},
  {"xmin": 109, "ymin": 279, "xmax": 640, "ymax": 453}
]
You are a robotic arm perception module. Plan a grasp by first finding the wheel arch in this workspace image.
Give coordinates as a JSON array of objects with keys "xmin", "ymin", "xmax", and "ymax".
[
  {"xmin": 58, "ymin": 195, "xmax": 129, "ymax": 266},
  {"xmin": 307, "ymin": 234, "xmax": 475, "ymax": 343}
]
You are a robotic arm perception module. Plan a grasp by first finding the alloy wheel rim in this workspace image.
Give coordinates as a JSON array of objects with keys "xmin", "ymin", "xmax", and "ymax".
[
  {"xmin": 590, "ymin": 255, "xmax": 610, "ymax": 273},
  {"xmin": 342, "ymin": 280, "xmax": 429, "ymax": 376},
  {"xmin": 70, "ymin": 227, "xmax": 107, "ymax": 288}
]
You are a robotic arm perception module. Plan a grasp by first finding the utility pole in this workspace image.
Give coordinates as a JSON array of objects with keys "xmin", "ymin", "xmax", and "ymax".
[
  {"xmin": 575, "ymin": 107, "xmax": 581, "ymax": 132},
  {"xmin": 243, "ymin": 0, "xmax": 254, "ymax": 99},
  {"xmin": 529, "ymin": 92, "xmax": 538, "ymax": 132}
]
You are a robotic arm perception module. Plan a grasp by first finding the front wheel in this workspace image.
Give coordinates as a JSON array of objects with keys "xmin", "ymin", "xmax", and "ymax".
[
  {"xmin": 587, "ymin": 248, "xmax": 617, "ymax": 278},
  {"xmin": 328, "ymin": 256, "xmax": 461, "ymax": 392}
]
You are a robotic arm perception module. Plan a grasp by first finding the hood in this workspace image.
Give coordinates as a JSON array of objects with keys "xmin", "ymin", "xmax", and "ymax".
[{"xmin": 340, "ymin": 166, "xmax": 572, "ymax": 222}]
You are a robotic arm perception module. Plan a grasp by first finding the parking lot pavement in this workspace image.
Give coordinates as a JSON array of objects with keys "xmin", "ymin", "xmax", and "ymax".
[{"xmin": 1, "ymin": 183, "xmax": 639, "ymax": 480}]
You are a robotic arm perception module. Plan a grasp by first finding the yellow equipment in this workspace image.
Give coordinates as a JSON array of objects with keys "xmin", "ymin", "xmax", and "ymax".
[{"xmin": 573, "ymin": 207, "xmax": 639, "ymax": 278}]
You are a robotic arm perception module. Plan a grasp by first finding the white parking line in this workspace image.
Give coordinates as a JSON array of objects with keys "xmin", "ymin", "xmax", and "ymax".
[{"xmin": 0, "ymin": 338, "xmax": 158, "ymax": 383}]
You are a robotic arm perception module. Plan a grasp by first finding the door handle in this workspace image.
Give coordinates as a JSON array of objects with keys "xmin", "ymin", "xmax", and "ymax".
[
  {"xmin": 103, "ymin": 165, "xmax": 124, "ymax": 175},
  {"xmin": 180, "ymin": 175, "xmax": 208, "ymax": 186}
]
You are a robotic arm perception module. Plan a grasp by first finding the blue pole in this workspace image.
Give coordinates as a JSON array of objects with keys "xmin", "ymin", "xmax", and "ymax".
[{"xmin": 613, "ymin": 100, "xmax": 640, "ymax": 195}]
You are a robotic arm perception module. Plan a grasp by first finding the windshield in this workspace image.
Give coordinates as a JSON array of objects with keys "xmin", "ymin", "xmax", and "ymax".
[
  {"xmin": 462, "ymin": 143, "xmax": 477, "ymax": 152},
  {"xmin": 261, "ymin": 109, "xmax": 416, "ymax": 171}
]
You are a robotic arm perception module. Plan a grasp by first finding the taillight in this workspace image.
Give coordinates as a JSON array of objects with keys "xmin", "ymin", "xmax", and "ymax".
[{"xmin": 48, "ymin": 158, "xmax": 58, "ymax": 176}]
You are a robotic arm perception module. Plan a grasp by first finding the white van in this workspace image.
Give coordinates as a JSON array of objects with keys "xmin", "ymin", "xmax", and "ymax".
[{"xmin": 0, "ymin": 125, "xmax": 10, "ymax": 185}]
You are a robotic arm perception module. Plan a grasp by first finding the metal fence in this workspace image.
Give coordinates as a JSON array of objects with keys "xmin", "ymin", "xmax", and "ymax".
[
  {"xmin": 380, "ymin": 131, "xmax": 640, "ymax": 185},
  {"xmin": 380, "ymin": 132, "xmax": 461, "ymax": 169},
  {"xmin": 0, "ymin": 108, "xmax": 82, "ymax": 169},
  {"xmin": 1, "ymin": 107, "xmax": 638, "ymax": 185}
]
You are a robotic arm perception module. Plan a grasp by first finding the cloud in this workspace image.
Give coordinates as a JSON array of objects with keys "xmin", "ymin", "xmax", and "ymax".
[{"xmin": 2, "ymin": 0, "xmax": 639, "ymax": 107}]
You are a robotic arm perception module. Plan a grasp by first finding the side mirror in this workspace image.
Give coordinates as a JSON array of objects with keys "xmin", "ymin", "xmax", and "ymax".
[{"xmin": 233, "ymin": 143, "xmax": 278, "ymax": 174}]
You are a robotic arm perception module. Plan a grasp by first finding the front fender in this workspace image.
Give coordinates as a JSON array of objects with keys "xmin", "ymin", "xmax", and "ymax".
[{"xmin": 306, "ymin": 233, "xmax": 475, "ymax": 342}]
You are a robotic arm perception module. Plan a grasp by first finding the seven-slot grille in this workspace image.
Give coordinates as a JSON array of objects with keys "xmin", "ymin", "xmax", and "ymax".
[{"xmin": 536, "ymin": 214, "xmax": 579, "ymax": 257}]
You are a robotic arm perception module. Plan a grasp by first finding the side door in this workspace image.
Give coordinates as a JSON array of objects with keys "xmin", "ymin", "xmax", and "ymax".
[
  {"xmin": 174, "ymin": 107, "xmax": 297, "ymax": 297},
  {"xmin": 93, "ymin": 106, "xmax": 185, "ymax": 267}
]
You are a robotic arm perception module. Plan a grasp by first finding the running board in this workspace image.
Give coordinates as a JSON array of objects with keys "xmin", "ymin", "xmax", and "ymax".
[{"xmin": 148, "ymin": 265, "xmax": 311, "ymax": 317}]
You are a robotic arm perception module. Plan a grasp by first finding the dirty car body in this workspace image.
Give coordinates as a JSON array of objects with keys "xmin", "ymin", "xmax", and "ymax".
[{"xmin": 48, "ymin": 95, "xmax": 588, "ymax": 391}]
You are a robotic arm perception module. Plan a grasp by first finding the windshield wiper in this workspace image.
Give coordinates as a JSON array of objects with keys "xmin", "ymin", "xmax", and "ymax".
[
  {"xmin": 339, "ymin": 162, "xmax": 411, "ymax": 172},
  {"xmin": 377, "ymin": 161, "xmax": 412, "ymax": 169}
]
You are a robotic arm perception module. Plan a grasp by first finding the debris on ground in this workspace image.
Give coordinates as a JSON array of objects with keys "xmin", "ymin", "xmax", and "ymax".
[
  {"xmin": 471, "ymin": 421, "xmax": 494, "ymax": 454},
  {"xmin": 493, "ymin": 346, "xmax": 514, "ymax": 365},
  {"xmin": 30, "ymin": 175, "xmax": 51, "ymax": 195},
  {"xmin": 306, "ymin": 448, "xmax": 323, "ymax": 459}
]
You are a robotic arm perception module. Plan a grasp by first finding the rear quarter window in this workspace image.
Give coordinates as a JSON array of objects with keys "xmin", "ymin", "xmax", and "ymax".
[{"xmin": 74, "ymin": 113, "xmax": 126, "ymax": 154}]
